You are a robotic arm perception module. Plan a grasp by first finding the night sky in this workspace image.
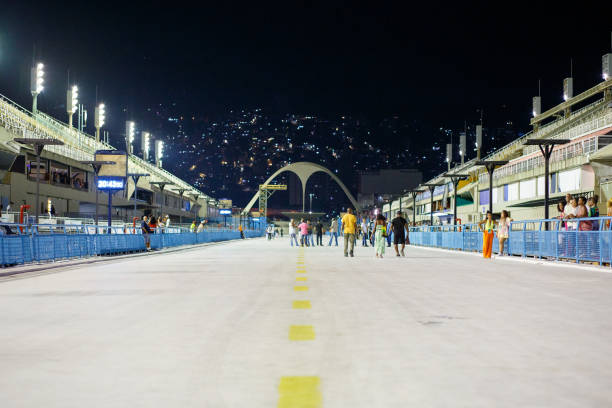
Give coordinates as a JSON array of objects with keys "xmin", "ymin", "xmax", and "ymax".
[{"xmin": 1, "ymin": 3, "xmax": 611, "ymax": 148}]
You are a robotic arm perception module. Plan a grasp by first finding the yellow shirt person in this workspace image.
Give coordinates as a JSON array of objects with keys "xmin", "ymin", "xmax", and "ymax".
[{"xmin": 341, "ymin": 212, "xmax": 357, "ymax": 234}]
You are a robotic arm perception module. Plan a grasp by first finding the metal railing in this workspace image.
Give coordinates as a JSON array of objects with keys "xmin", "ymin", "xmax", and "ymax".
[
  {"xmin": 0, "ymin": 223, "xmax": 265, "ymax": 267},
  {"xmin": 408, "ymin": 217, "xmax": 612, "ymax": 265}
]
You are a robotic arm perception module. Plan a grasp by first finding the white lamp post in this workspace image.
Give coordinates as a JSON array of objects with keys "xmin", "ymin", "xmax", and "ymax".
[
  {"xmin": 30, "ymin": 62, "xmax": 44, "ymax": 114},
  {"xmin": 155, "ymin": 140, "xmax": 164, "ymax": 168},
  {"xmin": 141, "ymin": 131, "xmax": 150, "ymax": 160},
  {"xmin": 66, "ymin": 85, "xmax": 78, "ymax": 128},
  {"xmin": 94, "ymin": 103, "xmax": 106, "ymax": 142},
  {"xmin": 125, "ymin": 121, "xmax": 135, "ymax": 154}
]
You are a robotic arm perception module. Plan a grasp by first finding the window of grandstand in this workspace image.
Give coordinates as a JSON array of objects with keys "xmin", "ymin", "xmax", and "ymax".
[
  {"xmin": 519, "ymin": 178, "xmax": 536, "ymax": 199},
  {"xmin": 507, "ymin": 183, "xmax": 519, "ymax": 201},
  {"xmin": 26, "ymin": 155, "xmax": 48, "ymax": 182},
  {"xmin": 70, "ymin": 168, "xmax": 88, "ymax": 190},
  {"xmin": 50, "ymin": 161, "xmax": 70, "ymax": 187},
  {"xmin": 558, "ymin": 168, "xmax": 581, "ymax": 192}
]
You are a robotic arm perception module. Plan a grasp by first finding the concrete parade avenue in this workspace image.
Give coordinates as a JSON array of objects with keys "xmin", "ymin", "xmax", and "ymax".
[{"xmin": 2, "ymin": 237, "xmax": 612, "ymax": 407}]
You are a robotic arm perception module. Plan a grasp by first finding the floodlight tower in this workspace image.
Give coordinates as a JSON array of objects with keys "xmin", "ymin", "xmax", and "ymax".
[
  {"xmin": 30, "ymin": 62, "xmax": 44, "ymax": 114},
  {"xmin": 125, "ymin": 121, "xmax": 135, "ymax": 154},
  {"xmin": 94, "ymin": 103, "xmax": 105, "ymax": 142},
  {"xmin": 445, "ymin": 143, "xmax": 452, "ymax": 171},
  {"xmin": 141, "ymin": 132, "xmax": 150, "ymax": 161},
  {"xmin": 66, "ymin": 85, "xmax": 78, "ymax": 128},
  {"xmin": 155, "ymin": 140, "xmax": 164, "ymax": 168},
  {"xmin": 475, "ymin": 125, "xmax": 483, "ymax": 160}
]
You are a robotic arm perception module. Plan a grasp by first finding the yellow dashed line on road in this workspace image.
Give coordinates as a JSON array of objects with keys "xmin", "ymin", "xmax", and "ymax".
[
  {"xmin": 293, "ymin": 300, "xmax": 311, "ymax": 309},
  {"xmin": 294, "ymin": 286, "xmax": 308, "ymax": 291},
  {"xmin": 289, "ymin": 325, "xmax": 315, "ymax": 340},
  {"xmin": 277, "ymin": 376, "xmax": 322, "ymax": 408}
]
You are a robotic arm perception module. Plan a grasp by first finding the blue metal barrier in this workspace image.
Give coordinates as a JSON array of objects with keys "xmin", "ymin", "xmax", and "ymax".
[
  {"xmin": 408, "ymin": 217, "xmax": 612, "ymax": 265},
  {"xmin": 0, "ymin": 223, "xmax": 265, "ymax": 267}
]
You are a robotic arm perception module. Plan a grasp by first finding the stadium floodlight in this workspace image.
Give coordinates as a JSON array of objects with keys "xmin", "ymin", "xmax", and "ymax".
[
  {"xmin": 30, "ymin": 62, "xmax": 44, "ymax": 113},
  {"xmin": 563, "ymin": 77, "xmax": 573, "ymax": 101},
  {"xmin": 125, "ymin": 121, "xmax": 135, "ymax": 153},
  {"xmin": 155, "ymin": 139, "xmax": 164, "ymax": 168},
  {"xmin": 603, "ymin": 53, "xmax": 611, "ymax": 81},
  {"xmin": 67, "ymin": 85, "xmax": 78, "ymax": 128},
  {"xmin": 141, "ymin": 131, "xmax": 150, "ymax": 160},
  {"xmin": 532, "ymin": 96, "xmax": 541, "ymax": 118},
  {"xmin": 94, "ymin": 103, "xmax": 106, "ymax": 142}
]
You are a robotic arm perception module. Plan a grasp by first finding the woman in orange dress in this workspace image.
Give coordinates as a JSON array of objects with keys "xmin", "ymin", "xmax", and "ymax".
[{"xmin": 478, "ymin": 211, "xmax": 497, "ymax": 259}]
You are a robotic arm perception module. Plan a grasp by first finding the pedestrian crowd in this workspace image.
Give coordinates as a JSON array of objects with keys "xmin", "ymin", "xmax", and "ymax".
[{"xmin": 281, "ymin": 208, "xmax": 412, "ymax": 259}]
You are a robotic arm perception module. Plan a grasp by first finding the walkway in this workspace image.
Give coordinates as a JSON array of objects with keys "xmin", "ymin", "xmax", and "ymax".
[{"xmin": 1, "ymin": 238, "xmax": 611, "ymax": 407}]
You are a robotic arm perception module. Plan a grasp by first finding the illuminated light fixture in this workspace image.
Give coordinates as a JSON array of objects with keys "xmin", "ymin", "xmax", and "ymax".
[
  {"xmin": 141, "ymin": 131, "xmax": 151, "ymax": 160},
  {"xmin": 125, "ymin": 121, "xmax": 135, "ymax": 153},
  {"xmin": 66, "ymin": 85, "xmax": 79, "ymax": 128},
  {"xmin": 30, "ymin": 62, "xmax": 45, "ymax": 113},
  {"xmin": 94, "ymin": 103, "xmax": 106, "ymax": 142},
  {"xmin": 602, "ymin": 53, "xmax": 612, "ymax": 81},
  {"xmin": 563, "ymin": 77, "xmax": 573, "ymax": 101},
  {"xmin": 155, "ymin": 139, "xmax": 164, "ymax": 168},
  {"xmin": 532, "ymin": 96, "xmax": 541, "ymax": 118}
]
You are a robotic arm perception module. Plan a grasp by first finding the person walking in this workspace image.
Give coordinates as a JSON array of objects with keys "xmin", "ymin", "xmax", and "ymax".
[
  {"xmin": 298, "ymin": 219, "xmax": 308, "ymax": 246},
  {"xmin": 315, "ymin": 220, "xmax": 323, "ymax": 246},
  {"xmin": 266, "ymin": 225, "xmax": 273, "ymax": 240},
  {"xmin": 328, "ymin": 218, "xmax": 339, "ymax": 246},
  {"xmin": 190, "ymin": 220, "xmax": 197, "ymax": 233},
  {"xmin": 341, "ymin": 208, "xmax": 357, "ymax": 257},
  {"xmin": 386, "ymin": 218, "xmax": 393, "ymax": 247},
  {"xmin": 307, "ymin": 220, "xmax": 315, "ymax": 246},
  {"xmin": 391, "ymin": 211, "xmax": 409, "ymax": 257},
  {"xmin": 197, "ymin": 220, "xmax": 206, "ymax": 233},
  {"xmin": 478, "ymin": 211, "xmax": 497, "ymax": 259},
  {"xmin": 289, "ymin": 220, "xmax": 300, "ymax": 247},
  {"xmin": 497, "ymin": 210, "xmax": 512, "ymax": 256},
  {"xmin": 360, "ymin": 218, "xmax": 369, "ymax": 247},
  {"xmin": 141, "ymin": 215, "xmax": 152, "ymax": 251},
  {"xmin": 238, "ymin": 223, "xmax": 245, "ymax": 239},
  {"xmin": 374, "ymin": 214, "xmax": 387, "ymax": 258}
]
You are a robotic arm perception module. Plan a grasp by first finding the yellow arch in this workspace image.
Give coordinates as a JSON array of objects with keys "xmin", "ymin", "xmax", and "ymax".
[{"xmin": 241, "ymin": 161, "xmax": 361, "ymax": 215}]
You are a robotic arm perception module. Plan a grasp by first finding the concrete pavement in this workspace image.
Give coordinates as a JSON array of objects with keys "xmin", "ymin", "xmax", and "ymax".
[{"xmin": 1, "ymin": 237, "xmax": 612, "ymax": 407}]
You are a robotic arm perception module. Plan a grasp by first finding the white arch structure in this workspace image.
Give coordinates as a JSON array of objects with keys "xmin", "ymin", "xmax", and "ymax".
[{"xmin": 241, "ymin": 161, "xmax": 361, "ymax": 215}]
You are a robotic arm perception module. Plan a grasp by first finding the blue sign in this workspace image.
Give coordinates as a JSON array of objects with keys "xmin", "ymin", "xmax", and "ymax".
[
  {"xmin": 219, "ymin": 209, "xmax": 232, "ymax": 215},
  {"xmin": 97, "ymin": 177, "xmax": 126, "ymax": 190}
]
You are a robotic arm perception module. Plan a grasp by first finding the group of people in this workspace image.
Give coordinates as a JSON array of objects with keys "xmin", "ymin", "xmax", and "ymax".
[
  {"xmin": 282, "ymin": 209, "xmax": 412, "ymax": 259},
  {"xmin": 140, "ymin": 214, "xmax": 173, "ymax": 250},
  {"xmin": 288, "ymin": 219, "xmax": 324, "ymax": 246},
  {"xmin": 266, "ymin": 225, "xmax": 284, "ymax": 240},
  {"xmin": 190, "ymin": 219, "xmax": 209, "ymax": 233},
  {"xmin": 557, "ymin": 193, "xmax": 600, "ymax": 229}
]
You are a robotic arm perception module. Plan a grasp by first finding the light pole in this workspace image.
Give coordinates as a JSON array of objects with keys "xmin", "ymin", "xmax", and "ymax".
[
  {"xmin": 150, "ymin": 181, "xmax": 175, "ymax": 219},
  {"xmin": 443, "ymin": 173, "xmax": 469, "ymax": 225},
  {"xmin": 404, "ymin": 189, "xmax": 422, "ymax": 226},
  {"xmin": 94, "ymin": 103, "xmax": 106, "ymax": 142},
  {"xmin": 309, "ymin": 193, "xmax": 314, "ymax": 213},
  {"xmin": 14, "ymin": 138, "xmax": 64, "ymax": 224},
  {"xmin": 422, "ymin": 183, "xmax": 444, "ymax": 226},
  {"xmin": 125, "ymin": 121, "xmax": 135, "ymax": 154},
  {"xmin": 66, "ymin": 85, "xmax": 78, "ymax": 128},
  {"xmin": 30, "ymin": 62, "xmax": 44, "ymax": 114},
  {"xmin": 80, "ymin": 160, "xmax": 116, "ymax": 227},
  {"xmin": 128, "ymin": 173, "xmax": 149, "ymax": 220},
  {"xmin": 523, "ymin": 139, "xmax": 570, "ymax": 225},
  {"xmin": 172, "ymin": 188, "xmax": 188, "ymax": 225},
  {"xmin": 155, "ymin": 140, "xmax": 164, "ymax": 168},
  {"xmin": 190, "ymin": 193, "xmax": 200, "ymax": 222},
  {"xmin": 141, "ymin": 132, "xmax": 150, "ymax": 161},
  {"xmin": 475, "ymin": 160, "xmax": 509, "ymax": 215}
]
